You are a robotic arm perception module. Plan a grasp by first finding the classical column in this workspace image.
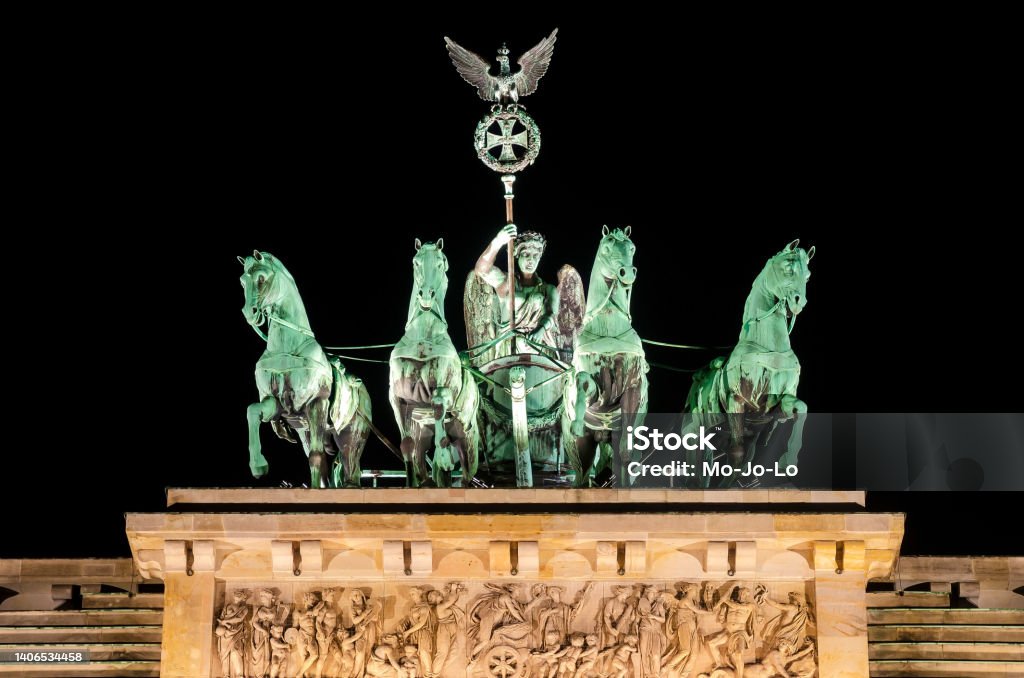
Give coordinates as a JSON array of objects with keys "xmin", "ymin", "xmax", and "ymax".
[
  {"xmin": 814, "ymin": 540, "xmax": 868, "ymax": 677},
  {"xmin": 161, "ymin": 540, "xmax": 216, "ymax": 677}
]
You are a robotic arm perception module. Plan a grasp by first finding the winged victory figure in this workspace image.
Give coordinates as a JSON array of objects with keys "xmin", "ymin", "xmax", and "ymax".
[{"xmin": 444, "ymin": 28, "xmax": 558, "ymax": 104}]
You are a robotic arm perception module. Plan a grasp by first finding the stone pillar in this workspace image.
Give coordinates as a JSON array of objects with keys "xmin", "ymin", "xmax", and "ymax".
[
  {"xmin": 160, "ymin": 571, "xmax": 216, "ymax": 678},
  {"xmin": 814, "ymin": 540, "xmax": 868, "ymax": 677}
]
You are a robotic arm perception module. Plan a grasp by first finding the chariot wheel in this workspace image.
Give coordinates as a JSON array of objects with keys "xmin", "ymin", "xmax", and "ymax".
[{"xmin": 485, "ymin": 644, "xmax": 524, "ymax": 678}]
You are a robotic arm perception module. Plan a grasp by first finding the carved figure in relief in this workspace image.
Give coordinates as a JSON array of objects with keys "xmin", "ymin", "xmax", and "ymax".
[
  {"xmin": 428, "ymin": 583, "xmax": 466, "ymax": 678},
  {"xmin": 572, "ymin": 633, "xmax": 601, "ymax": 678},
  {"xmin": 606, "ymin": 634, "xmax": 639, "ymax": 678},
  {"xmin": 365, "ymin": 633, "xmax": 404, "ymax": 677},
  {"xmin": 350, "ymin": 589, "xmax": 384, "ymax": 678},
  {"xmin": 599, "ymin": 586, "xmax": 634, "ymax": 650},
  {"xmin": 294, "ymin": 590, "xmax": 323, "ymax": 677},
  {"xmin": 529, "ymin": 629, "xmax": 565, "ymax": 678},
  {"xmin": 314, "ymin": 588, "xmax": 341, "ymax": 678},
  {"xmin": 398, "ymin": 587, "xmax": 437, "ymax": 674},
  {"xmin": 539, "ymin": 583, "xmax": 591, "ymax": 645},
  {"xmin": 215, "ymin": 588, "xmax": 250, "ymax": 678},
  {"xmin": 468, "ymin": 583, "xmax": 531, "ymax": 659},
  {"xmin": 269, "ymin": 624, "xmax": 292, "ymax": 678},
  {"xmin": 252, "ymin": 589, "xmax": 288, "ymax": 678},
  {"xmin": 761, "ymin": 592, "xmax": 811, "ymax": 653},
  {"xmin": 663, "ymin": 583, "xmax": 713, "ymax": 674},
  {"xmin": 636, "ymin": 585, "xmax": 668, "ymax": 678},
  {"xmin": 554, "ymin": 633, "xmax": 587, "ymax": 677},
  {"xmin": 699, "ymin": 639, "xmax": 816, "ymax": 678},
  {"xmin": 706, "ymin": 585, "xmax": 758, "ymax": 678},
  {"xmin": 526, "ymin": 584, "xmax": 553, "ymax": 648},
  {"xmin": 325, "ymin": 626, "xmax": 364, "ymax": 678},
  {"xmin": 398, "ymin": 644, "xmax": 422, "ymax": 678}
]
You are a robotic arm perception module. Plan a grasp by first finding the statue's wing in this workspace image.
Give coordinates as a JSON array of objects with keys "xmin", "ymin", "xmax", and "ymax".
[
  {"xmin": 444, "ymin": 37, "xmax": 497, "ymax": 101},
  {"xmin": 555, "ymin": 264, "xmax": 585, "ymax": 361},
  {"xmin": 464, "ymin": 271, "xmax": 499, "ymax": 367},
  {"xmin": 514, "ymin": 28, "xmax": 558, "ymax": 97}
]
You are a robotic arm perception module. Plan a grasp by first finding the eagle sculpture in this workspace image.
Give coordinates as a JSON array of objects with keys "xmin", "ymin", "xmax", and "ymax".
[{"xmin": 444, "ymin": 29, "xmax": 558, "ymax": 104}]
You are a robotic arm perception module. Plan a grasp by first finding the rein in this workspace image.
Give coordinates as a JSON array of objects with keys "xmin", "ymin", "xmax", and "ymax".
[
  {"xmin": 743, "ymin": 298, "xmax": 797, "ymax": 334},
  {"xmin": 247, "ymin": 310, "xmax": 316, "ymax": 343},
  {"xmin": 583, "ymin": 274, "xmax": 632, "ymax": 325}
]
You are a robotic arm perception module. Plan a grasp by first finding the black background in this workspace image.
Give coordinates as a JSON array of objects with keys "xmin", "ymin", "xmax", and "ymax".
[{"xmin": 3, "ymin": 17, "xmax": 1018, "ymax": 558}]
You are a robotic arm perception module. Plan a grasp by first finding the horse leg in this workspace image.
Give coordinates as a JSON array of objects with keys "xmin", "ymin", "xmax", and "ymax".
[
  {"xmin": 571, "ymin": 372, "xmax": 595, "ymax": 439},
  {"xmin": 247, "ymin": 396, "xmax": 278, "ymax": 478},
  {"xmin": 432, "ymin": 388, "xmax": 455, "ymax": 487},
  {"xmin": 571, "ymin": 432, "xmax": 599, "ymax": 488},
  {"xmin": 306, "ymin": 400, "xmax": 330, "ymax": 489},
  {"xmin": 566, "ymin": 371, "xmax": 599, "ymax": 487},
  {"xmin": 445, "ymin": 416, "xmax": 478, "ymax": 486},
  {"xmin": 779, "ymin": 395, "xmax": 808, "ymax": 468},
  {"xmin": 332, "ymin": 387, "xmax": 371, "ymax": 488},
  {"xmin": 400, "ymin": 412, "xmax": 432, "ymax": 488},
  {"xmin": 615, "ymin": 384, "xmax": 646, "ymax": 486},
  {"xmin": 332, "ymin": 425, "xmax": 367, "ymax": 489},
  {"xmin": 726, "ymin": 395, "xmax": 747, "ymax": 468}
]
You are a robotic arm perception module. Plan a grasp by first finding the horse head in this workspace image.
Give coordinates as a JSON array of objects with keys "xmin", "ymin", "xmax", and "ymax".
[
  {"xmin": 763, "ymin": 239, "xmax": 814, "ymax": 320},
  {"xmin": 596, "ymin": 225, "xmax": 637, "ymax": 286},
  {"xmin": 408, "ymin": 238, "xmax": 449, "ymax": 323},
  {"xmin": 238, "ymin": 250, "xmax": 291, "ymax": 330}
]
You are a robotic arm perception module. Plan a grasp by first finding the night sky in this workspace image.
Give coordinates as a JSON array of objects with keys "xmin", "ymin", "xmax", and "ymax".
[{"xmin": 4, "ymin": 19, "xmax": 1018, "ymax": 559}]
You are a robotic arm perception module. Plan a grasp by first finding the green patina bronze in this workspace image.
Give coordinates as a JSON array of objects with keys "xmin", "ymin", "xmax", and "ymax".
[
  {"xmin": 686, "ymin": 240, "xmax": 815, "ymax": 482},
  {"xmin": 239, "ymin": 251, "xmax": 371, "ymax": 488},
  {"xmin": 562, "ymin": 226, "xmax": 650, "ymax": 487},
  {"xmin": 464, "ymin": 226, "xmax": 585, "ymax": 484},
  {"xmin": 389, "ymin": 240, "xmax": 481, "ymax": 488}
]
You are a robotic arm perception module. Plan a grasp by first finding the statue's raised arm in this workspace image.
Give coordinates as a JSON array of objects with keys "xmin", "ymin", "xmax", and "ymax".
[{"xmin": 464, "ymin": 226, "xmax": 582, "ymax": 363}]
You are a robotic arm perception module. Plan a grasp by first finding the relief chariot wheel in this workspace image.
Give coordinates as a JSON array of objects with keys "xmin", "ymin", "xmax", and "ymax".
[{"xmin": 485, "ymin": 644, "xmax": 525, "ymax": 678}]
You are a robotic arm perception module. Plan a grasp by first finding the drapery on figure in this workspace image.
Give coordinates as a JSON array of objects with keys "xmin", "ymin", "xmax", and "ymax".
[
  {"xmin": 664, "ymin": 582, "xmax": 714, "ymax": 674},
  {"xmin": 397, "ymin": 586, "xmax": 436, "ymax": 675},
  {"xmin": 215, "ymin": 589, "xmax": 250, "ymax": 678},
  {"xmin": 598, "ymin": 586, "xmax": 635, "ymax": 650},
  {"xmin": 466, "ymin": 225, "xmax": 585, "ymax": 365},
  {"xmin": 539, "ymin": 583, "xmax": 593, "ymax": 646},
  {"xmin": 251, "ymin": 589, "xmax": 287, "ymax": 678},
  {"xmin": 349, "ymin": 589, "xmax": 383, "ymax": 678},
  {"xmin": 761, "ymin": 590, "xmax": 811, "ymax": 652},
  {"xmin": 636, "ymin": 585, "xmax": 668, "ymax": 678},
  {"xmin": 428, "ymin": 583, "xmax": 466, "ymax": 678},
  {"xmin": 467, "ymin": 583, "xmax": 532, "ymax": 659}
]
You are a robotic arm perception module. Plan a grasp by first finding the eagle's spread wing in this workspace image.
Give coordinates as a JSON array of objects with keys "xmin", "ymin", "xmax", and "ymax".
[
  {"xmin": 444, "ymin": 36, "xmax": 496, "ymax": 101},
  {"xmin": 514, "ymin": 28, "xmax": 558, "ymax": 97}
]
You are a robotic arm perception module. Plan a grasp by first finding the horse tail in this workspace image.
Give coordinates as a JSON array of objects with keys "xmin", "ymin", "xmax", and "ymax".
[
  {"xmin": 456, "ymin": 367, "xmax": 481, "ymax": 481},
  {"xmin": 686, "ymin": 356, "xmax": 728, "ymax": 413}
]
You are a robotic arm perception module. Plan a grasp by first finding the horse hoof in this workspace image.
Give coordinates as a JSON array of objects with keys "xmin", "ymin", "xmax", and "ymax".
[{"xmin": 250, "ymin": 464, "xmax": 268, "ymax": 479}]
